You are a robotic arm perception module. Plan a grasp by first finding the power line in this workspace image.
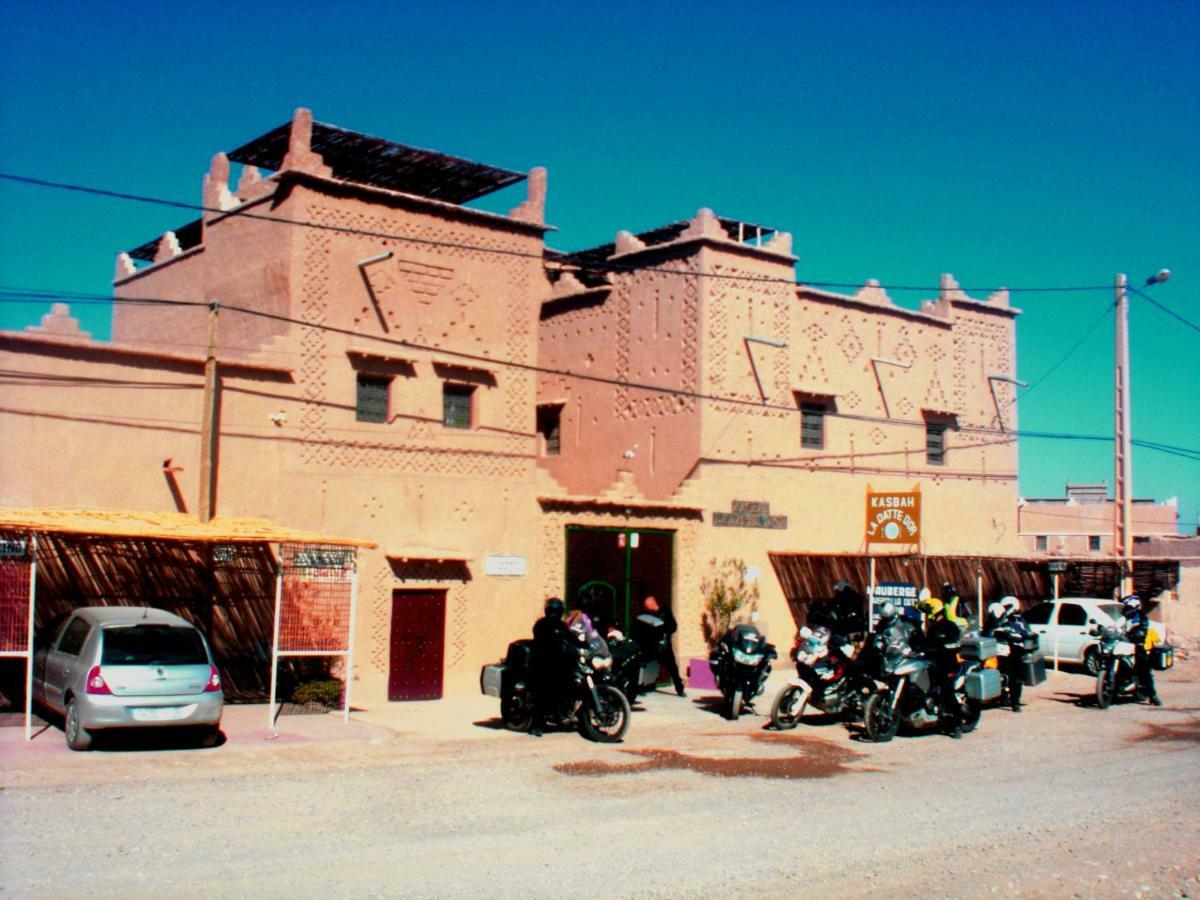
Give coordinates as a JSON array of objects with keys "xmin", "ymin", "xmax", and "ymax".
[
  {"xmin": 5, "ymin": 290, "xmax": 1197, "ymax": 462},
  {"xmin": 1128, "ymin": 284, "xmax": 1200, "ymax": 335},
  {"xmin": 0, "ymin": 171, "xmax": 1117, "ymax": 295}
]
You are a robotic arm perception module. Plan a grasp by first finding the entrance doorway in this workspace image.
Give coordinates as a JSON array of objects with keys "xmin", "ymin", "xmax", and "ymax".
[
  {"xmin": 565, "ymin": 527, "xmax": 674, "ymax": 632},
  {"xmin": 388, "ymin": 589, "xmax": 446, "ymax": 701}
]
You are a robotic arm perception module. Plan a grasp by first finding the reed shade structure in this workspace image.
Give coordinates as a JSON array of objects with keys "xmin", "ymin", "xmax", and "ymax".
[
  {"xmin": 768, "ymin": 552, "xmax": 1181, "ymax": 628},
  {"xmin": 0, "ymin": 508, "xmax": 372, "ymax": 718}
]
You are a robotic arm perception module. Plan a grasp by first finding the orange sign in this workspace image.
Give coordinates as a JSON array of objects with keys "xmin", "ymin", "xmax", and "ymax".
[{"xmin": 866, "ymin": 490, "xmax": 921, "ymax": 544}]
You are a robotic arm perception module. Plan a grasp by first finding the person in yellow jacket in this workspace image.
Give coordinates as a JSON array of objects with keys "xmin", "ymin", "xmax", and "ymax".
[
  {"xmin": 941, "ymin": 582, "xmax": 970, "ymax": 630},
  {"xmin": 1118, "ymin": 594, "xmax": 1162, "ymax": 706}
]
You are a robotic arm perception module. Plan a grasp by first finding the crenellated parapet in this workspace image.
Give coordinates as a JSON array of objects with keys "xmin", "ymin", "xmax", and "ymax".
[{"xmin": 509, "ymin": 167, "xmax": 547, "ymax": 225}]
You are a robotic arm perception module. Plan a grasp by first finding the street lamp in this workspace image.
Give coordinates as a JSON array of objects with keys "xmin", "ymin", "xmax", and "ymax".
[{"xmin": 1113, "ymin": 268, "xmax": 1171, "ymax": 595}]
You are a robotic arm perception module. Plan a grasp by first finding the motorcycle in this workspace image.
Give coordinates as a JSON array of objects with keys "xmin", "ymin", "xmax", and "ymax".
[
  {"xmin": 1091, "ymin": 624, "xmax": 1140, "ymax": 709},
  {"xmin": 769, "ymin": 627, "xmax": 875, "ymax": 729},
  {"xmin": 988, "ymin": 621, "xmax": 1043, "ymax": 709},
  {"xmin": 709, "ymin": 622, "xmax": 776, "ymax": 720},
  {"xmin": 480, "ymin": 628, "xmax": 631, "ymax": 742},
  {"xmin": 606, "ymin": 613, "xmax": 667, "ymax": 708},
  {"xmin": 862, "ymin": 635, "xmax": 988, "ymax": 742}
]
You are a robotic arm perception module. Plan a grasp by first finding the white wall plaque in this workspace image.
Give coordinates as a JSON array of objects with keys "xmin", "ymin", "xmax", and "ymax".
[{"xmin": 484, "ymin": 555, "xmax": 527, "ymax": 576}]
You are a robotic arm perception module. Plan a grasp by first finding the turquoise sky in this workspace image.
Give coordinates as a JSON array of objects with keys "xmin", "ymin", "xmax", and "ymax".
[{"xmin": 1, "ymin": 0, "xmax": 1197, "ymax": 530}]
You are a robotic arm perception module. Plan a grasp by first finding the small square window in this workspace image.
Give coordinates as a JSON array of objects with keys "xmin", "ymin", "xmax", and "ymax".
[
  {"xmin": 537, "ymin": 404, "xmax": 563, "ymax": 455},
  {"xmin": 1035, "ymin": 535, "xmax": 1048, "ymax": 552},
  {"xmin": 1088, "ymin": 535, "xmax": 1101, "ymax": 552},
  {"xmin": 356, "ymin": 374, "xmax": 390, "ymax": 424},
  {"xmin": 443, "ymin": 383, "xmax": 474, "ymax": 429}
]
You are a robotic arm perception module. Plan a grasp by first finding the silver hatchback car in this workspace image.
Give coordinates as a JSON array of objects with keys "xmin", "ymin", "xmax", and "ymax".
[{"xmin": 32, "ymin": 606, "xmax": 224, "ymax": 750}]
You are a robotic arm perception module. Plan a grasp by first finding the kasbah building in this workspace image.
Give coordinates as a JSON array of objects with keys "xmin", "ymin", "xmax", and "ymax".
[{"xmin": 6, "ymin": 105, "xmax": 1128, "ymax": 710}]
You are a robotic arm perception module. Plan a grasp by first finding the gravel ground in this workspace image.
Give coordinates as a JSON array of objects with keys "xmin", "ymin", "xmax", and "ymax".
[{"xmin": 1, "ymin": 660, "xmax": 1197, "ymax": 898}]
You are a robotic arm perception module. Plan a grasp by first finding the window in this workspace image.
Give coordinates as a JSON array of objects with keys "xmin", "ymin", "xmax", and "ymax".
[
  {"xmin": 537, "ymin": 404, "xmax": 563, "ymax": 455},
  {"xmin": 1024, "ymin": 603, "xmax": 1053, "ymax": 625},
  {"xmin": 1088, "ymin": 535, "xmax": 1101, "ymax": 552},
  {"xmin": 926, "ymin": 422, "xmax": 947, "ymax": 465},
  {"xmin": 56, "ymin": 618, "xmax": 91, "ymax": 656},
  {"xmin": 795, "ymin": 393, "xmax": 836, "ymax": 450},
  {"xmin": 355, "ymin": 374, "xmax": 390, "ymax": 424},
  {"xmin": 443, "ymin": 383, "xmax": 474, "ymax": 429},
  {"xmin": 1058, "ymin": 603, "xmax": 1087, "ymax": 626},
  {"xmin": 102, "ymin": 625, "xmax": 208, "ymax": 665},
  {"xmin": 923, "ymin": 412, "xmax": 956, "ymax": 466},
  {"xmin": 801, "ymin": 402, "xmax": 828, "ymax": 449},
  {"xmin": 1035, "ymin": 535, "xmax": 1048, "ymax": 552}
]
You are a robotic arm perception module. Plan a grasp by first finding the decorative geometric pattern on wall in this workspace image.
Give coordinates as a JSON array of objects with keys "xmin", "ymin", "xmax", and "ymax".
[
  {"xmin": 298, "ymin": 202, "xmax": 536, "ymax": 475},
  {"xmin": 838, "ymin": 317, "xmax": 864, "ymax": 363}
]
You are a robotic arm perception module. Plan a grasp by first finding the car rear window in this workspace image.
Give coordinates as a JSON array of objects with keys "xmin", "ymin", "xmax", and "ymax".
[{"xmin": 101, "ymin": 625, "xmax": 208, "ymax": 665}]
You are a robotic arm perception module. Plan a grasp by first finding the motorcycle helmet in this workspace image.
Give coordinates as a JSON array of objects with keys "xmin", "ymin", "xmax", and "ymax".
[
  {"xmin": 918, "ymin": 597, "xmax": 944, "ymax": 618},
  {"xmin": 879, "ymin": 601, "xmax": 897, "ymax": 621},
  {"xmin": 987, "ymin": 601, "xmax": 1006, "ymax": 620},
  {"xmin": 544, "ymin": 597, "xmax": 565, "ymax": 619},
  {"xmin": 941, "ymin": 581, "xmax": 957, "ymax": 600},
  {"xmin": 1001, "ymin": 596, "xmax": 1020, "ymax": 615},
  {"xmin": 1121, "ymin": 594, "xmax": 1142, "ymax": 615}
]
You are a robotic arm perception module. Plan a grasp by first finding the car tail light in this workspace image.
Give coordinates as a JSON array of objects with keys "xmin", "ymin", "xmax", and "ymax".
[
  {"xmin": 203, "ymin": 665, "xmax": 222, "ymax": 693},
  {"xmin": 85, "ymin": 665, "xmax": 111, "ymax": 695}
]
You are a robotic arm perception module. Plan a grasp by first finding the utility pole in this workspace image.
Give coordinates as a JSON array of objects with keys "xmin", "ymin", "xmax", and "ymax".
[
  {"xmin": 1113, "ymin": 274, "xmax": 1133, "ymax": 596},
  {"xmin": 199, "ymin": 299, "xmax": 220, "ymax": 522}
]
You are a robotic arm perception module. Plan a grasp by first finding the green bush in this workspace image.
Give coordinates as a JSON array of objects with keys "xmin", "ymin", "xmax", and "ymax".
[{"xmin": 291, "ymin": 679, "xmax": 343, "ymax": 708}]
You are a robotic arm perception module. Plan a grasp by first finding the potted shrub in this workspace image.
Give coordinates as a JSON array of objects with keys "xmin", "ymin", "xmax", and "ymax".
[{"xmin": 689, "ymin": 557, "xmax": 760, "ymax": 689}]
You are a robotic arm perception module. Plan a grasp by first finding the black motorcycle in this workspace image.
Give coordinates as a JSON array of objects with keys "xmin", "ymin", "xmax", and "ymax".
[
  {"xmin": 1091, "ymin": 624, "xmax": 1140, "ymax": 709},
  {"xmin": 607, "ymin": 613, "xmax": 668, "ymax": 708},
  {"xmin": 863, "ymin": 636, "xmax": 986, "ymax": 742},
  {"xmin": 709, "ymin": 622, "xmax": 776, "ymax": 720},
  {"xmin": 770, "ymin": 627, "xmax": 875, "ymax": 729},
  {"xmin": 480, "ymin": 629, "xmax": 631, "ymax": 741}
]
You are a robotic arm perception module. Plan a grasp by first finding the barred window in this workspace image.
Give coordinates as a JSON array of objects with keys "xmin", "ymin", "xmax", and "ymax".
[
  {"xmin": 1089, "ymin": 535, "xmax": 1101, "ymax": 552},
  {"xmin": 1035, "ymin": 535, "xmax": 1048, "ymax": 552},
  {"xmin": 356, "ymin": 374, "xmax": 390, "ymax": 424},
  {"xmin": 801, "ymin": 402, "xmax": 827, "ymax": 449},
  {"xmin": 443, "ymin": 383, "xmax": 474, "ymax": 429}
]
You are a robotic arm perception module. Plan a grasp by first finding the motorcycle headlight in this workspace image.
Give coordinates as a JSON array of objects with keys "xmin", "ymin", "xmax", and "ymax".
[
  {"xmin": 732, "ymin": 648, "xmax": 762, "ymax": 666},
  {"xmin": 591, "ymin": 656, "xmax": 612, "ymax": 670}
]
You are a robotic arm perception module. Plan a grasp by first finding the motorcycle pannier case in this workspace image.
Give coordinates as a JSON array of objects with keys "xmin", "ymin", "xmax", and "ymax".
[
  {"xmin": 965, "ymin": 667, "xmax": 1002, "ymax": 701},
  {"xmin": 1021, "ymin": 634, "xmax": 1040, "ymax": 652},
  {"xmin": 1151, "ymin": 645, "xmax": 1175, "ymax": 671},
  {"xmin": 505, "ymin": 639, "xmax": 535, "ymax": 671},
  {"xmin": 480, "ymin": 663, "xmax": 506, "ymax": 698},
  {"xmin": 1021, "ymin": 652, "xmax": 1047, "ymax": 686},
  {"xmin": 959, "ymin": 634, "xmax": 999, "ymax": 661}
]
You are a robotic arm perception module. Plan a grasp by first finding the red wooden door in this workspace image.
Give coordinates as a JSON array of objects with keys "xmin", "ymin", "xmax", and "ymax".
[{"xmin": 388, "ymin": 589, "xmax": 446, "ymax": 701}]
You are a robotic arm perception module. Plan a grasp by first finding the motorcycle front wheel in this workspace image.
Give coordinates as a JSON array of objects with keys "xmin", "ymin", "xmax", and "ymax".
[
  {"xmin": 864, "ymin": 691, "xmax": 899, "ymax": 743},
  {"xmin": 579, "ymin": 685, "xmax": 631, "ymax": 743},
  {"xmin": 726, "ymin": 688, "xmax": 744, "ymax": 721},
  {"xmin": 770, "ymin": 684, "xmax": 807, "ymax": 730},
  {"xmin": 1096, "ymin": 665, "xmax": 1116, "ymax": 709},
  {"xmin": 501, "ymin": 692, "xmax": 534, "ymax": 732}
]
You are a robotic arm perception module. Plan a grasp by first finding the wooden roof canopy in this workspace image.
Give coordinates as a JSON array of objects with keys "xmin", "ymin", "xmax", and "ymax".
[{"xmin": 228, "ymin": 119, "xmax": 528, "ymax": 204}]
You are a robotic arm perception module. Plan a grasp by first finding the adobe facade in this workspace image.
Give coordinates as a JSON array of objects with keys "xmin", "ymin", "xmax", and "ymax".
[{"xmin": 1, "ymin": 108, "xmax": 1026, "ymax": 703}]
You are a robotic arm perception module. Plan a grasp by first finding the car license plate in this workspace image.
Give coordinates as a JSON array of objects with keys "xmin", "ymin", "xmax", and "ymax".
[{"xmin": 131, "ymin": 706, "xmax": 187, "ymax": 722}]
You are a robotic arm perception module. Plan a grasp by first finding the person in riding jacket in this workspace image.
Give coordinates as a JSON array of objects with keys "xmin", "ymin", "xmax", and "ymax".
[
  {"xmin": 530, "ymin": 597, "xmax": 571, "ymax": 736},
  {"xmin": 643, "ymin": 596, "xmax": 685, "ymax": 697},
  {"xmin": 1118, "ymin": 594, "xmax": 1162, "ymax": 707},
  {"xmin": 986, "ymin": 596, "xmax": 1028, "ymax": 712},
  {"xmin": 941, "ymin": 582, "xmax": 970, "ymax": 630},
  {"xmin": 917, "ymin": 595, "xmax": 965, "ymax": 738}
]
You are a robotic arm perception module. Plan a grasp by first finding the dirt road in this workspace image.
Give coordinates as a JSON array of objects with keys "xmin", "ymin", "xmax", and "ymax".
[{"xmin": 2, "ymin": 662, "xmax": 1197, "ymax": 898}]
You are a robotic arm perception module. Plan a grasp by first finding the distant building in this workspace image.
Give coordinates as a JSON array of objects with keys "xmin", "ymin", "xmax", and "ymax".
[{"xmin": 1018, "ymin": 482, "xmax": 1179, "ymax": 557}]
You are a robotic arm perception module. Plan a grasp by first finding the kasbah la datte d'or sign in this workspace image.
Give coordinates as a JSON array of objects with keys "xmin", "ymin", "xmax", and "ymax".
[{"xmin": 866, "ymin": 490, "xmax": 921, "ymax": 544}]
